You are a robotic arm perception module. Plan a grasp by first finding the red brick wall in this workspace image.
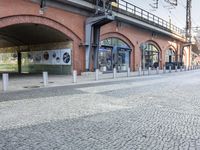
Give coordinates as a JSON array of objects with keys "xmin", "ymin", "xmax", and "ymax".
[
  {"xmin": 0, "ymin": 0, "xmax": 86, "ymax": 74},
  {"xmin": 0, "ymin": 0, "xmax": 186, "ymax": 73},
  {"xmin": 100, "ymin": 21, "xmax": 183, "ymax": 70}
]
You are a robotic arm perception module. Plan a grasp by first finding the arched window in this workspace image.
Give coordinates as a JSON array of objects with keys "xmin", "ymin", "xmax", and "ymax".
[
  {"xmin": 100, "ymin": 38, "xmax": 131, "ymax": 72},
  {"xmin": 143, "ymin": 43, "xmax": 160, "ymax": 69},
  {"xmin": 165, "ymin": 49, "xmax": 176, "ymax": 63},
  {"xmin": 101, "ymin": 37, "xmax": 129, "ymax": 47}
]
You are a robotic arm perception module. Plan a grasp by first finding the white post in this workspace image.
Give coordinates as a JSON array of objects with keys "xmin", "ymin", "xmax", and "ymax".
[
  {"xmin": 73, "ymin": 70, "xmax": 77, "ymax": 83},
  {"xmin": 43, "ymin": 72, "xmax": 48, "ymax": 87},
  {"xmin": 156, "ymin": 67, "xmax": 159, "ymax": 74},
  {"xmin": 163, "ymin": 66, "xmax": 166, "ymax": 73},
  {"xmin": 2, "ymin": 73, "xmax": 9, "ymax": 91},
  {"xmin": 138, "ymin": 67, "xmax": 142, "ymax": 76},
  {"xmin": 127, "ymin": 67, "xmax": 130, "ymax": 77},
  {"xmin": 148, "ymin": 67, "xmax": 151, "ymax": 75},
  {"xmin": 95, "ymin": 69, "xmax": 99, "ymax": 81},
  {"xmin": 169, "ymin": 66, "xmax": 172, "ymax": 73},
  {"xmin": 175, "ymin": 66, "xmax": 177, "ymax": 72},
  {"xmin": 113, "ymin": 68, "xmax": 117, "ymax": 79}
]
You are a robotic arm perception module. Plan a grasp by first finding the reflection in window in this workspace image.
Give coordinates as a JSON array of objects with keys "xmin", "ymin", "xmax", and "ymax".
[
  {"xmin": 101, "ymin": 37, "xmax": 128, "ymax": 47},
  {"xmin": 165, "ymin": 49, "xmax": 176, "ymax": 63},
  {"xmin": 100, "ymin": 38, "xmax": 131, "ymax": 72},
  {"xmin": 143, "ymin": 43, "xmax": 159, "ymax": 69}
]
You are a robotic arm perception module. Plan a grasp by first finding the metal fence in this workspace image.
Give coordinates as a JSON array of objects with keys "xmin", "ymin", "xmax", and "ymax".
[{"xmin": 84, "ymin": 0, "xmax": 185, "ymax": 37}]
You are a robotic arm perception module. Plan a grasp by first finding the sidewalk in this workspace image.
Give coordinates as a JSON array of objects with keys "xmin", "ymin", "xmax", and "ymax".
[{"xmin": 0, "ymin": 67, "xmax": 199, "ymax": 92}]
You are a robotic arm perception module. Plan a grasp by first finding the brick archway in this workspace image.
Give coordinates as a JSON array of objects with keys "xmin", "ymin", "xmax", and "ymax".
[
  {"xmin": 141, "ymin": 40, "xmax": 162, "ymax": 68},
  {"xmin": 0, "ymin": 15, "xmax": 83, "ymax": 73},
  {"xmin": 100, "ymin": 32, "xmax": 135, "ymax": 71},
  {"xmin": 165, "ymin": 45, "xmax": 178, "ymax": 63},
  {"xmin": 0, "ymin": 15, "xmax": 81, "ymax": 41}
]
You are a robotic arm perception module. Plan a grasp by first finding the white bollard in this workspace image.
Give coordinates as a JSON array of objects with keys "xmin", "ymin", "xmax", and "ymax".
[
  {"xmin": 163, "ymin": 66, "xmax": 166, "ymax": 73},
  {"xmin": 113, "ymin": 68, "xmax": 117, "ymax": 79},
  {"xmin": 156, "ymin": 67, "xmax": 159, "ymax": 74},
  {"xmin": 43, "ymin": 72, "xmax": 48, "ymax": 87},
  {"xmin": 73, "ymin": 70, "xmax": 77, "ymax": 83},
  {"xmin": 138, "ymin": 67, "xmax": 142, "ymax": 76},
  {"xmin": 2, "ymin": 73, "xmax": 9, "ymax": 91},
  {"xmin": 175, "ymin": 66, "xmax": 177, "ymax": 72},
  {"xmin": 127, "ymin": 67, "xmax": 130, "ymax": 77},
  {"xmin": 169, "ymin": 66, "xmax": 172, "ymax": 73},
  {"xmin": 148, "ymin": 67, "xmax": 151, "ymax": 75},
  {"xmin": 95, "ymin": 69, "xmax": 99, "ymax": 81}
]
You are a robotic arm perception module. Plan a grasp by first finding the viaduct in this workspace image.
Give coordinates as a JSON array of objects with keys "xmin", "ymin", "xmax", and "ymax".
[{"xmin": 0, "ymin": 0, "xmax": 191, "ymax": 75}]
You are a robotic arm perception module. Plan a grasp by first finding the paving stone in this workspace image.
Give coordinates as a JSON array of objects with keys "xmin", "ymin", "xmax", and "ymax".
[{"xmin": 0, "ymin": 70, "xmax": 200, "ymax": 149}]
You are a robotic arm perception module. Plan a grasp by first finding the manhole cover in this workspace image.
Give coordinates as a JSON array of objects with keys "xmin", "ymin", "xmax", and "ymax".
[{"xmin": 24, "ymin": 86, "xmax": 40, "ymax": 89}]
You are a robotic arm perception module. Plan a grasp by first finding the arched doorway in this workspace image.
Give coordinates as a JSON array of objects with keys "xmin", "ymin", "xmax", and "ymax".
[
  {"xmin": 99, "ymin": 37, "xmax": 131, "ymax": 72},
  {"xmin": 165, "ymin": 49, "xmax": 176, "ymax": 63},
  {"xmin": 0, "ymin": 15, "xmax": 81, "ymax": 75},
  {"xmin": 165, "ymin": 47, "xmax": 177, "ymax": 69},
  {"xmin": 141, "ymin": 42, "xmax": 161, "ymax": 69}
]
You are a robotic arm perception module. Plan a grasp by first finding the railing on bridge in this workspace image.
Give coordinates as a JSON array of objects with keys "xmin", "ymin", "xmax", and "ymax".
[{"xmin": 85, "ymin": 0, "xmax": 185, "ymax": 37}]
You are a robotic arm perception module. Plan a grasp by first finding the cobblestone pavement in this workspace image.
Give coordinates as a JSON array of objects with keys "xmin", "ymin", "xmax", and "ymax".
[{"xmin": 1, "ymin": 70, "xmax": 200, "ymax": 150}]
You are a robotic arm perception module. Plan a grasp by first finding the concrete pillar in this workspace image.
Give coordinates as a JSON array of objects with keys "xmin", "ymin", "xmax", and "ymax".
[
  {"xmin": 73, "ymin": 70, "xmax": 77, "ymax": 83},
  {"xmin": 2, "ymin": 73, "xmax": 9, "ymax": 91}
]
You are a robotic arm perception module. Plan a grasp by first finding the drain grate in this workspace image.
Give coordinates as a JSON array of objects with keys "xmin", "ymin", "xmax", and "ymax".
[
  {"xmin": 23, "ymin": 85, "xmax": 40, "ymax": 89},
  {"xmin": 40, "ymin": 81, "xmax": 54, "ymax": 84}
]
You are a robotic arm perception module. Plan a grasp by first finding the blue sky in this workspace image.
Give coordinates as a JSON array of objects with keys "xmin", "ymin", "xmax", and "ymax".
[{"xmin": 126, "ymin": 0, "xmax": 199, "ymax": 31}]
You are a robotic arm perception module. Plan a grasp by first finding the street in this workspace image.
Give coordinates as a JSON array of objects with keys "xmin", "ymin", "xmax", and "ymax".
[{"xmin": 1, "ymin": 70, "xmax": 200, "ymax": 150}]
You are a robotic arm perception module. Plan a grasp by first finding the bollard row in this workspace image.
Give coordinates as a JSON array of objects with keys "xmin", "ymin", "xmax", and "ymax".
[{"xmin": 2, "ymin": 65, "xmax": 200, "ymax": 91}]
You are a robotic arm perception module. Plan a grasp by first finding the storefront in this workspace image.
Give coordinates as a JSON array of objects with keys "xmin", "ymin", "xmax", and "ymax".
[
  {"xmin": 99, "ymin": 38, "xmax": 131, "ymax": 72},
  {"xmin": 165, "ymin": 49, "xmax": 176, "ymax": 63},
  {"xmin": 165, "ymin": 49, "xmax": 177, "ymax": 69},
  {"xmin": 142, "ymin": 43, "xmax": 160, "ymax": 69}
]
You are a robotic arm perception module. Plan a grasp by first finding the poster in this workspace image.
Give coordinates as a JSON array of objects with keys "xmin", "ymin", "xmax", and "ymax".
[
  {"xmin": 33, "ymin": 51, "xmax": 42, "ymax": 64},
  {"xmin": 51, "ymin": 50, "xmax": 61, "ymax": 65},
  {"xmin": 60, "ymin": 49, "xmax": 71, "ymax": 65},
  {"xmin": 22, "ymin": 49, "xmax": 71, "ymax": 65}
]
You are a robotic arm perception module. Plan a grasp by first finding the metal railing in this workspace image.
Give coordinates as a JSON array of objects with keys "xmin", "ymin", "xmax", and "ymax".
[{"xmin": 84, "ymin": 0, "xmax": 185, "ymax": 37}]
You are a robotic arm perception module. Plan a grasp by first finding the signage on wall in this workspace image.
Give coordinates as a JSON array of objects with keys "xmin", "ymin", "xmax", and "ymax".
[
  {"xmin": 22, "ymin": 49, "xmax": 71, "ymax": 65},
  {"xmin": 60, "ymin": 49, "xmax": 71, "ymax": 65}
]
